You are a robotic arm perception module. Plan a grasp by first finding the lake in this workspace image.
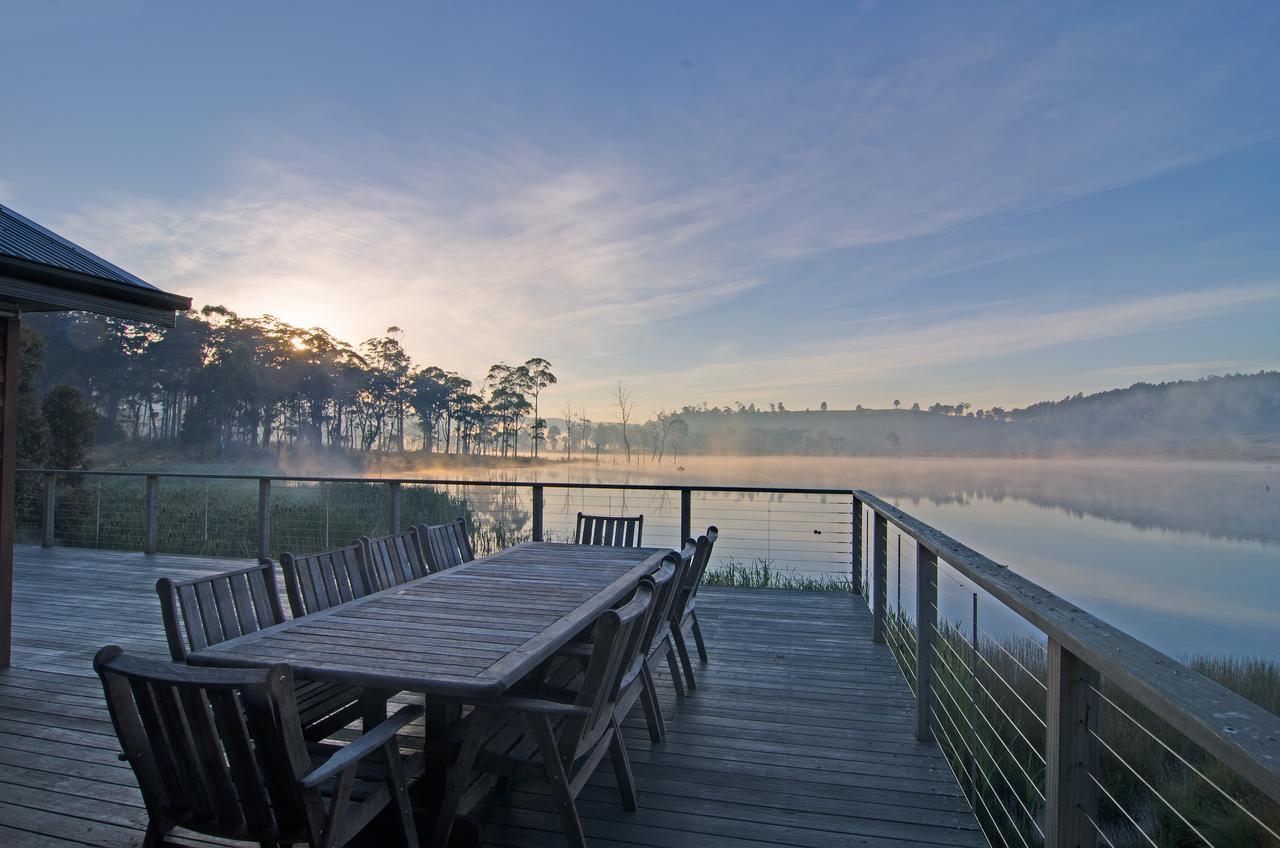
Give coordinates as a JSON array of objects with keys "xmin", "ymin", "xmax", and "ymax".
[{"xmin": 461, "ymin": 454, "xmax": 1279, "ymax": 661}]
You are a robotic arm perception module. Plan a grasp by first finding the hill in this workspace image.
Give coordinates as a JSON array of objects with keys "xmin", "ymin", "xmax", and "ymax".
[{"xmin": 649, "ymin": 372, "xmax": 1280, "ymax": 459}]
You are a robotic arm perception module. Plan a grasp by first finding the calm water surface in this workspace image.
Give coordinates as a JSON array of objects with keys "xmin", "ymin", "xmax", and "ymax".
[{"xmin": 505, "ymin": 455, "xmax": 1279, "ymax": 661}]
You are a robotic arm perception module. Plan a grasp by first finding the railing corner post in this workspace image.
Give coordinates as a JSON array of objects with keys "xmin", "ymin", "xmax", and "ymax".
[
  {"xmin": 41, "ymin": 472, "xmax": 57, "ymax": 548},
  {"xmin": 532, "ymin": 484, "xmax": 544, "ymax": 542},
  {"xmin": 257, "ymin": 478, "xmax": 271, "ymax": 561},
  {"xmin": 143, "ymin": 475, "xmax": 159, "ymax": 555},
  {"xmin": 388, "ymin": 481, "xmax": 401, "ymax": 534},
  {"xmin": 850, "ymin": 494, "xmax": 862, "ymax": 595},
  {"xmin": 872, "ymin": 511, "xmax": 888, "ymax": 644},
  {"xmin": 1046, "ymin": 639, "xmax": 1101, "ymax": 848},
  {"xmin": 915, "ymin": 543, "xmax": 938, "ymax": 743},
  {"xmin": 680, "ymin": 488, "xmax": 692, "ymax": 544}
]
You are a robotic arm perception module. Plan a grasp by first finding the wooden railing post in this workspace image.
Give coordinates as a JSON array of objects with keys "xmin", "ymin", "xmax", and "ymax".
[
  {"xmin": 388, "ymin": 481, "xmax": 401, "ymax": 534},
  {"xmin": 41, "ymin": 472, "xmax": 56, "ymax": 548},
  {"xmin": 531, "ymin": 484, "xmax": 544, "ymax": 542},
  {"xmin": 915, "ymin": 543, "xmax": 938, "ymax": 742},
  {"xmin": 850, "ymin": 495, "xmax": 862, "ymax": 595},
  {"xmin": 680, "ymin": 488, "xmax": 692, "ymax": 544},
  {"xmin": 872, "ymin": 511, "xmax": 888, "ymax": 643},
  {"xmin": 1046, "ymin": 638, "xmax": 1101, "ymax": 848},
  {"xmin": 257, "ymin": 478, "xmax": 271, "ymax": 560},
  {"xmin": 143, "ymin": 475, "xmax": 159, "ymax": 555}
]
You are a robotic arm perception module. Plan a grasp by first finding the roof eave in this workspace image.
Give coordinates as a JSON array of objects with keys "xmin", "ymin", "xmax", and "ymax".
[{"xmin": 0, "ymin": 254, "xmax": 191, "ymax": 317}]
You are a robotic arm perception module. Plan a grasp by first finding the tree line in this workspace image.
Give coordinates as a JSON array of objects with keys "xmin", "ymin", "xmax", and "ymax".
[{"xmin": 21, "ymin": 307, "xmax": 562, "ymax": 461}]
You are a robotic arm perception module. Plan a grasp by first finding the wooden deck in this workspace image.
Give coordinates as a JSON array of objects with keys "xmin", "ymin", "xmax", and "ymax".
[{"xmin": 0, "ymin": 545, "xmax": 986, "ymax": 848}]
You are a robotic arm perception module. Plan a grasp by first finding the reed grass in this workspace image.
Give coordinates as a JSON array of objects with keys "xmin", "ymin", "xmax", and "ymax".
[{"xmin": 702, "ymin": 555, "xmax": 852, "ymax": 591}]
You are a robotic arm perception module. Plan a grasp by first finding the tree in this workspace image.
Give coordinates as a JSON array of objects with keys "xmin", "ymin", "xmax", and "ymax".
[
  {"xmin": 560, "ymin": 401, "xmax": 575, "ymax": 461},
  {"xmin": 409, "ymin": 366, "xmax": 451, "ymax": 452},
  {"xmin": 911, "ymin": 402, "xmax": 920, "ymax": 411},
  {"xmin": 893, "ymin": 399, "xmax": 901, "ymax": 410},
  {"xmin": 819, "ymin": 401, "xmax": 828, "ymax": 412},
  {"xmin": 614, "ymin": 382, "xmax": 634, "ymax": 462},
  {"xmin": 42, "ymin": 385, "xmax": 97, "ymax": 469},
  {"xmin": 16, "ymin": 328, "xmax": 50, "ymax": 465},
  {"xmin": 522, "ymin": 358, "xmax": 556, "ymax": 458}
]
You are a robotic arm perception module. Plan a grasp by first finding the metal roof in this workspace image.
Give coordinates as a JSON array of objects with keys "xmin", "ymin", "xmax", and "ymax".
[{"xmin": 0, "ymin": 203, "xmax": 161, "ymax": 292}]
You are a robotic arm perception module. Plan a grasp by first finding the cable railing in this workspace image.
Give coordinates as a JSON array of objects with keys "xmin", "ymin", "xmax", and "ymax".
[
  {"xmin": 857, "ymin": 491, "xmax": 1280, "ymax": 848},
  {"xmin": 14, "ymin": 468, "xmax": 1280, "ymax": 846},
  {"xmin": 13, "ymin": 468, "xmax": 859, "ymax": 587}
]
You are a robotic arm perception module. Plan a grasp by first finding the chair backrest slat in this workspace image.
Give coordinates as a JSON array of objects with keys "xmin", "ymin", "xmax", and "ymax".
[
  {"xmin": 95, "ymin": 646, "xmax": 314, "ymax": 843},
  {"xmin": 281, "ymin": 542, "xmax": 374, "ymax": 618},
  {"xmin": 416, "ymin": 517, "xmax": 474, "ymax": 572},
  {"xmin": 358, "ymin": 528, "xmax": 429, "ymax": 590},
  {"xmin": 157, "ymin": 562, "xmax": 287, "ymax": 661},
  {"xmin": 205, "ymin": 686, "xmax": 273, "ymax": 833},
  {"xmin": 574, "ymin": 512, "xmax": 644, "ymax": 547}
]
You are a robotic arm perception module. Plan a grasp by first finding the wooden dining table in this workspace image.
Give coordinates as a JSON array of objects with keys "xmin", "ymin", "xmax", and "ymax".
[{"xmin": 188, "ymin": 540, "xmax": 673, "ymax": 843}]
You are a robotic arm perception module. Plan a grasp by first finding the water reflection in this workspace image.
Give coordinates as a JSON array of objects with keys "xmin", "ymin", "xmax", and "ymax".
[{"xmin": 413, "ymin": 455, "xmax": 1279, "ymax": 659}]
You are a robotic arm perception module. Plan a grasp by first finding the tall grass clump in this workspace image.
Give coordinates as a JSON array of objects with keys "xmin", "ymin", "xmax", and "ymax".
[{"xmin": 703, "ymin": 555, "xmax": 852, "ymax": 591}]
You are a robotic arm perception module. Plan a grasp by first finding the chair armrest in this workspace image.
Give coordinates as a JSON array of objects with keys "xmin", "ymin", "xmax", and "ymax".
[
  {"xmin": 300, "ymin": 704, "xmax": 422, "ymax": 789},
  {"xmin": 499, "ymin": 696, "xmax": 592, "ymax": 717}
]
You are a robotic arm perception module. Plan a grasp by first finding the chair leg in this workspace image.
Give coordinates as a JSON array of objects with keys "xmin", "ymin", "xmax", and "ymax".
[
  {"xmin": 431, "ymin": 707, "xmax": 492, "ymax": 848},
  {"xmin": 608, "ymin": 716, "xmax": 639, "ymax": 811},
  {"xmin": 672, "ymin": 626, "xmax": 698, "ymax": 691},
  {"xmin": 383, "ymin": 739, "xmax": 420, "ymax": 848},
  {"xmin": 143, "ymin": 821, "xmax": 168, "ymax": 848},
  {"xmin": 690, "ymin": 611, "xmax": 708, "ymax": 663},
  {"xmin": 638, "ymin": 662, "xmax": 666, "ymax": 743},
  {"xmin": 528, "ymin": 713, "xmax": 588, "ymax": 848},
  {"xmin": 665, "ymin": 645, "xmax": 686, "ymax": 697}
]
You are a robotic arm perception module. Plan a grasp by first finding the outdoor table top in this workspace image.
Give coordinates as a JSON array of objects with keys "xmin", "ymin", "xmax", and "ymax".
[{"xmin": 188, "ymin": 542, "xmax": 673, "ymax": 700}]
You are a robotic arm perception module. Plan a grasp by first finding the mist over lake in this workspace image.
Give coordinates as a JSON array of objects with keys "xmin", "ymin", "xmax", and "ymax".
[{"xmin": 498, "ymin": 454, "xmax": 1280, "ymax": 661}]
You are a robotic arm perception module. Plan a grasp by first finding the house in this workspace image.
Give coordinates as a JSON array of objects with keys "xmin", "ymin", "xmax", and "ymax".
[{"xmin": 0, "ymin": 203, "xmax": 190, "ymax": 666}]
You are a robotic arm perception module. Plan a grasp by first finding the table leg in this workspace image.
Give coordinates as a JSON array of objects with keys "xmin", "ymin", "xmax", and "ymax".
[
  {"xmin": 359, "ymin": 688, "xmax": 393, "ymax": 731},
  {"xmin": 430, "ymin": 705, "xmax": 492, "ymax": 847}
]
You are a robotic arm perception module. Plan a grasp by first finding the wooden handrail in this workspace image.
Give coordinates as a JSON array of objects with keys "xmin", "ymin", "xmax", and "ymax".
[{"xmin": 855, "ymin": 489, "xmax": 1280, "ymax": 809}]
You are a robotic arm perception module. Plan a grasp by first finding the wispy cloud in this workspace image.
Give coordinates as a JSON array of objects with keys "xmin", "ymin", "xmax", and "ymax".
[
  {"xmin": 569, "ymin": 283, "xmax": 1280, "ymax": 407},
  {"xmin": 57, "ymin": 152, "xmax": 763, "ymax": 374}
]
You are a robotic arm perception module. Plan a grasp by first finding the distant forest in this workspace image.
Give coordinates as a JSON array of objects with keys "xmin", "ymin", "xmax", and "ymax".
[
  {"xmin": 15, "ymin": 308, "xmax": 1280, "ymax": 468},
  {"xmin": 17, "ymin": 308, "xmax": 561, "ymax": 466}
]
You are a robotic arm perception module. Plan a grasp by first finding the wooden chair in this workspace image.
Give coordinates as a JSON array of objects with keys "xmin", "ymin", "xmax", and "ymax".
[
  {"xmin": 282, "ymin": 542, "xmax": 378, "ymax": 619},
  {"xmin": 441, "ymin": 584, "xmax": 655, "ymax": 848},
  {"xmin": 555, "ymin": 548, "xmax": 689, "ymax": 742},
  {"xmin": 157, "ymin": 562, "xmax": 370, "ymax": 741},
  {"xmin": 668, "ymin": 527, "xmax": 718, "ymax": 691},
  {"xmin": 359, "ymin": 528, "xmax": 429, "ymax": 589},
  {"xmin": 574, "ymin": 512, "xmax": 644, "ymax": 547},
  {"xmin": 415, "ymin": 517, "xmax": 474, "ymax": 573},
  {"xmin": 94, "ymin": 646, "xmax": 422, "ymax": 848}
]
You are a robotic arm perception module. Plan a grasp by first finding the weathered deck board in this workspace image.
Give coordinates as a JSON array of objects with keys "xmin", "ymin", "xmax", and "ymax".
[{"xmin": 0, "ymin": 545, "xmax": 986, "ymax": 847}]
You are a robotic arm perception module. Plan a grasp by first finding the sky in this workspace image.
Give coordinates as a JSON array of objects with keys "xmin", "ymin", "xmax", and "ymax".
[{"xmin": 2, "ymin": 1, "xmax": 1279, "ymax": 419}]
